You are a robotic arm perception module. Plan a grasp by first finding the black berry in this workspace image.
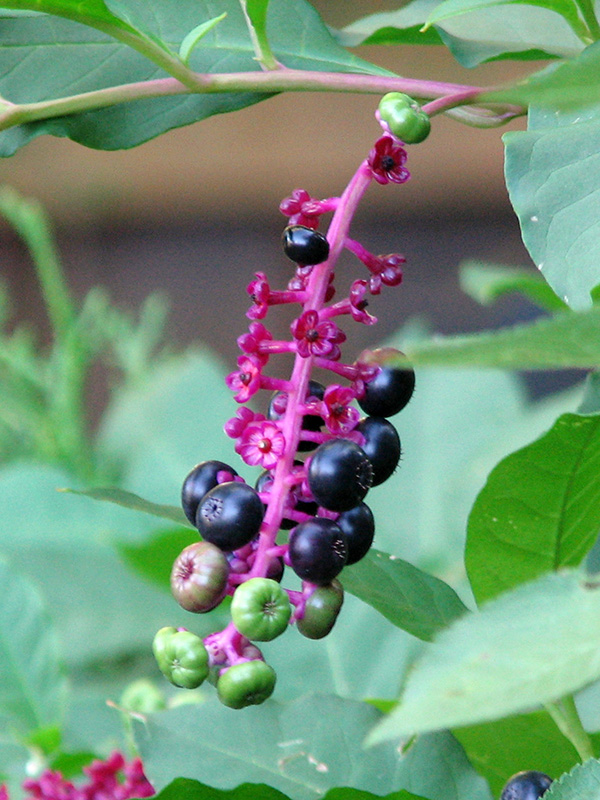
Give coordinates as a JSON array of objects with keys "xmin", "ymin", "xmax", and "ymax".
[
  {"xmin": 356, "ymin": 416, "xmax": 401, "ymax": 486},
  {"xmin": 283, "ymin": 225, "xmax": 330, "ymax": 266},
  {"xmin": 359, "ymin": 363, "xmax": 415, "ymax": 417},
  {"xmin": 308, "ymin": 439, "xmax": 373, "ymax": 512},
  {"xmin": 336, "ymin": 502, "xmax": 375, "ymax": 565},
  {"xmin": 289, "ymin": 518, "xmax": 347, "ymax": 585},
  {"xmin": 182, "ymin": 460, "xmax": 238, "ymax": 526},
  {"xmin": 196, "ymin": 482, "xmax": 264, "ymax": 551},
  {"xmin": 500, "ymin": 771, "xmax": 552, "ymax": 800}
]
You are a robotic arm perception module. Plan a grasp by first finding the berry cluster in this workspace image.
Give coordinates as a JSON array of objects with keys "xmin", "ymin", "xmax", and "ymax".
[{"xmin": 153, "ymin": 100, "xmax": 421, "ymax": 709}]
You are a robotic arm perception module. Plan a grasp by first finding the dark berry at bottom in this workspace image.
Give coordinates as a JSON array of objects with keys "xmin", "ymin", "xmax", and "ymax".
[{"xmin": 500, "ymin": 771, "xmax": 552, "ymax": 800}]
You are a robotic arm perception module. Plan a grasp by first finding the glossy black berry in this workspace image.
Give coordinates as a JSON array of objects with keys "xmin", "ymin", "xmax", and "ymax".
[
  {"xmin": 500, "ymin": 771, "xmax": 552, "ymax": 800},
  {"xmin": 255, "ymin": 469, "xmax": 318, "ymax": 530},
  {"xmin": 337, "ymin": 502, "xmax": 375, "ymax": 565},
  {"xmin": 308, "ymin": 439, "xmax": 373, "ymax": 512},
  {"xmin": 182, "ymin": 460, "xmax": 238, "ymax": 526},
  {"xmin": 358, "ymin": 361, "xmax": 415, "ymax": 418},
  {"xmin": 289, "ymin": 518, "xmax": 347, "ymax": 585},
  {"xmin": 268, "ymin": 381, "xmax": 325, "ymax": 453},
  {"xmin": 357, "ymin": 417, "xmax": 401, "ymax": 486},
  {"xmin": 283, "ymin": 225, "xmax": 330, "ymax": 266},
  {"xmin": 196, "ymin": 482, "xmax": 264, "ymax": 551}
]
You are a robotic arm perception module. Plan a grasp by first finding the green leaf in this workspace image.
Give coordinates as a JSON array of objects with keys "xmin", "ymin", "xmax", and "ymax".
[
  {"xmin": 486, "ymin": 40, "xmax": 600, "ymax": 108},
  {"xmin": 0, "ymin": 557, "xmax": 68, "ymax": 734},
  {"xmin": 366, "ymin": 569, "xmax": 600, "ymax": 744},
  {"xmin": 0, "ymin": 462, "xmax": 195, "ymax": 667},
  {"xmin": 64, "ymin": 486, "xmax": 189, "ymax": 526},
  {"xmin": 459, "ymin": 261, "xmax": 569, "ymax": 312},
  {"xmin": 466, "ymin": 412, "xmax": 600, "ymax": 604},
  {"xmin": 505, "ymin": 104, "xmax": 600, "ymax": 311},
  {"xmin": 436, "ymin": 3, "xmax": 582, "ymax": 65},
  {"xmin": 453, "ymin": 709, "xmax": 581, "ymax": 796},
  {"xmin": 342, "ymin": 549, "xmax": 469, "ymax": 642},
  {"xmin": 115, "ymin": 526, "xmax": 198, "ymax": 590},
  {"xmin": 424, "ymin": 0, "xmax": 588, "ymax": 41},
  {"xmin": 153, "ymin": 780, "xmax": 293, "ymax": 800},
  {"xmin": 152, "ymin": 779, "xmax": 428, "ymax": 800},
  {"xmin": 545, "ymin": 758, "xmax": 600, "ymax": 798},
  {"xmin": 0, "ymin": 0, "xmax": 390, "ymax": 155},
  {"xmin": 179, "ymin": 13, "xmax": 227, "ymax": 65},
  {"xmin": 136, "ymin": 696, "xmax": 491, "ymax": 800},
  {"xmin": 335, "ymin": 2, "xmax": 443, "ymax": 46},
  {"xmin": 396, "ymin": 307, "xmax": 600, "ymax": 368}
]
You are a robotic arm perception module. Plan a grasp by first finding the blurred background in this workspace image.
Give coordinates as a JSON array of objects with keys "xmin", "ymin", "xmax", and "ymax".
[{"xmin": 0, "ymin": 0, "xmax": 551, "ymax": 392}]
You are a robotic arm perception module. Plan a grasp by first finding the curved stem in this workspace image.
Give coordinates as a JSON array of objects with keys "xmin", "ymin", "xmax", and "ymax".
[
  {"xmin": 545, "ymin": 696, "xmax": 595, "ymax": 762},
  {"xmin": 0, "ymin": 70, "xmax": 514, "ymax": 135},
  {"xmin": 576, "ymin": 0, "xmax": 600, "ymax": 40}
]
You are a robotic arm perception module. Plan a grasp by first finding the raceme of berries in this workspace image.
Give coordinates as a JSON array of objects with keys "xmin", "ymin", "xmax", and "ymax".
[{"xmin": 154, "ymin": 105, "xmax": 420, "ymax": 708}]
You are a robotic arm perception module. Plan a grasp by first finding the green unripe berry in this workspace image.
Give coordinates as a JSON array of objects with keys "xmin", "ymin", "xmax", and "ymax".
[
  {"xmin": 217, "ymin": 660, "xmax": 277, "ymax": 709},
  {"xmin": 378, "ymin": 92, "xmax": 431, "ymax": 144},
  {"xmin": 297, "ymin": 579, "xmax": 344, "ymax": 639},
  {"xmin": 152, "ymin": 626, "xmax": 209, "ymax": 689},
  {"xmin": 231, "ymin": 577, "xmax": 291, "ymax": 641}
]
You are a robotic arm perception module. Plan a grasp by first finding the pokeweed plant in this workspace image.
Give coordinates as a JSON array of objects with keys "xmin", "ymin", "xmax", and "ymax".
[{"xmin": 0, "ymin": 1, "xmax": 600, "ymax": 800}]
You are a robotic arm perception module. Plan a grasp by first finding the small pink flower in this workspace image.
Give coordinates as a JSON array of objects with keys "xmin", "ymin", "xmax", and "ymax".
[
  {"xmin": 321, "ymin": 385, "xmax": 360, "ymax": 434},
  {"xmin": 291, "ymin": 310, "xmax": 346, "ymax": 360},
  {"xmin": 349, "ymin": 280, "xmax": 377, "ymax": 324},
  {"xmin": 280, "ymin": 189, "xmax": 322, "ymax": 229},
  {"xmin": 246, "ymin": 272, "xmax": 271, "ymax": 319},
  {"xmin": 237, "ymin": 321, "xmax": 272, "ymax": 363},
  {"xmin": 368, "ymin": 253, "xmax": 405, "ymax": 294},
  {"xmin": 238, "ymin": 421, "xmax": 286, "ymax": 469},
  {"xmin": 226, "ymin": 355, "xmax": 263, "ymax": 402},
  {"xmin": 368, "ymin": 136, "xmax": 410, "ymax": 185},
  {"xmin": 224, "ymin": 406, "xmax": 266, "ymax": 439}
]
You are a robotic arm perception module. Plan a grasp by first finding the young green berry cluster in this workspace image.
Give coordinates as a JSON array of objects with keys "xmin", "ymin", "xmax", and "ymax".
[{"xmin": 153, "ymin": 108, "xmax": 419, "ymax": 709}]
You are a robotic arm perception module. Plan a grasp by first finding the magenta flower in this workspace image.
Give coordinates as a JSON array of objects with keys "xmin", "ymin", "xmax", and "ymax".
[
  {"xmin": 237, "ymin": 421, "xmax": 286, "ymax": 469},
  {"xmin": 237, "ymin": 321, "xmax": 272, "ymax": 363},
  {"xmin": 291, "ymin": 310, "xmax": 346, "ymax": 360},
  {"xmin": 321, "ymin": 385, "xmax": 360, "ymax": 434},
  {"xmin": 226, "ymin": 355, "xmax": 263, "ymax": 402},
  {"xmin": 280, "ymin": 189, "xmax": 324, "ymax": 229},
  {"xmin": 368, "ymin": 136, "xmax": 410, "ymax": 185},
  {"xmin": 368, "ymin": 253, "xmax": 405, "ymax": 294},
  {"xmin": 349, "ymin": 280, "xmax": 377, "ymax": 325},
  {"xmin": 224, "ymin": 406, "xmax": 266, "ymax": 439},
  {"xmin": 246, "ymin": 272, "xmax": 271, "ymax": 319},
  {"xmin": 13, "ymin": 752, "xmax": 154, "ymax": 800}
]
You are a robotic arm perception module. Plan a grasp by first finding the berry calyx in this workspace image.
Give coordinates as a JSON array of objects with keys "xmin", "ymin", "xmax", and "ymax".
[
  {"xmin": 196, "ymin": 482, "xmax": 264, "ymax": 551},
  {"xmin": 378, "ymin": 92, "xmax": 431, "ymax": 145},
  {"xmin": 297, "ymin": 579, "xmax": 344, "ymax": 639},
  {"xmin": 282, "ymin": 225, "xmax": 330, "ymax": 266},
  {"xmin": 356, "ymin": 416, "xmax": 401, "ymax": 485},
  {"xmin": 231, "ymin": 577, "xmax": 291, "ymax": 641},
  {"xmin": 500, "ymin": 771, "xmax": 552, "ymax": 800},
  {"xmin": 308, "ymin": 439, "xmax": 373, "ymax": 511},
  {"xmin": 181, "ymin": 460, "xmax": 239, "ymax": 526},
  {"xmin": 216, "ymin": 660, "xmax": 277, "ymax": 709},
  {"xmin": 357, "ymin": 348, "xmax": 415, "ymax": 417},
  {"xmin": 288, "ymin": 518, "xmax": 348, "ymax": 585},
  {"xmin": 170, "ymin": 541, "xmax": 230, "ymax": 613}
]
